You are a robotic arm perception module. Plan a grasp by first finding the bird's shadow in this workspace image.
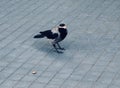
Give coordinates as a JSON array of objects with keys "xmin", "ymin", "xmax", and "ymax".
[
  {"xmin": 33, "ymin": 39, "xmax": 52, "ymax": 52},
  {"xmin": 32, "ymin": 39, "xmax": 74, "ymax": 61}
]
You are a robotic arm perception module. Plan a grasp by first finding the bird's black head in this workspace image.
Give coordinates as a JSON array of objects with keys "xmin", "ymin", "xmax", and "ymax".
[
  {"xmin": 59, "ymin": 23, "xmax": 65, "ymax": 27},
  {"xmin": 59, "ymin": 23, "xmax": 67, "ymax": 29}
]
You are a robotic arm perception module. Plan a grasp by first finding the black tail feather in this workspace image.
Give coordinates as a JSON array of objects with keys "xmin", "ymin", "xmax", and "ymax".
[{"xmin": 33, "ymin": 34, "xmax": 44, "ymax": 38}]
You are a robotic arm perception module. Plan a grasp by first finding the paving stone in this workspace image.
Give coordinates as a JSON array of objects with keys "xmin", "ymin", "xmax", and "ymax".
[
  {"xmin": 49, "ymin": 78, "xmax": 65, "ymax": 85},
  {"xmin": 36, "ymin": 76, "xmax": 51, "ymax": 84},
  {"xmin": 45, "ymin": 84, "xmax": 60, "ymax": 88},
  {"xmin": 54, "ymin": 73, "xmax": 71, "ymax": 79},
  {"xmin": 14, "ymin": 81, "xmax": 32, "ymax": 88},
  {"xmin": 75, "ymin": 81, "xmax": 93, "ymax": 88},
  {"xmin": 8, "ymin": 74, "xmax": 24, "ymax": 81},
  {"xmin": 14, "ymin": 68, "xmax": 30, "ymax": 75},
  {"xmin": 97, "ymin": 72, "xmax": 116, "ymax": 85},
  {"xmin": 68, "ymin": 74, "xmax": 83, "ymax": 81},
  {"xmin": 92, "ymin": 82, "xmax": 108, "ymax": 88},
  {"xmin": 108, "ymin": 85, "xmax": 120, "ymax": 88},
  {"xmin": 0, "ymin": 80, "xmax": 17, "ymax": 88},
  {"xmin": 21, "ymin": 75, "xmax": 37, "ymax": 82},
  {"xmin": 29, "ymin": 83, "xmax": 45, "ymax": 88},
  {"xmin": 82, "ymin": 71, "xmax": 101, "ymax": 82},
  {"xmin": 61, "ymin": 80, "xmax": 79, "ymax": 88},
  {"xmin": 0, "ymin": 61, "xmax": 9, "ymax": 67}
]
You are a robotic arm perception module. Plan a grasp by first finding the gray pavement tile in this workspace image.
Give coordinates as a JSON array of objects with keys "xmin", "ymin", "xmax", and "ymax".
[
  {"xmin": 8, "ymin": 74, "xmax": 24, "ymax": 81},
  {"xmin": 29, "ymin": 83, "xmax": 45, "ymax": 88},
  {"xmin": 0, "ymin": 79, "xmax": 4, "ymax": 84},
  {"xmin": 0, "ymin": 61, "xmax": 9, "ymax": 67},
  {"xmin": 21, "ymin": 75, "xmax": 37, "ymax": 82},
  {"xmin": 14, "ymin": 68, "xmax": 30, "ymax": 75},
  {"xmin": 54, "ymin": 73, "xmax": 71, "ymax": 79},
  {"xmin": 75, "ymin": 81, "xmax": 93, "ymax": 88},
  {"xmin": 68, "ymin": 74, "xmax": 83, "ymax": 81},
  {"xmin": 82, "ymin": 71, "xmax": 101, "ymax": 82},
  {"xmin": 36, "ymin": 76, "xmax": 51, "ymax": 84},
  {"xmin": 45, "ymin": 84, "xmax": 60, "ymax": 88},
  {"xmin": 8, "ymin": 61, "xmax": 23, "ymax": 68},
  {"xmin": 61, "ymin": 80, "xmax": 79, "ymax": 88},
  {"xmin": 40, "ymin": 71, "xmax": 56, "ymax": 78},
  {"xmin": 113, "ymin": 79, "xmax": 120, "ymax": 87},
  {"xmin": 90, "ymin": 65, "xmax": 105, "ymax": 72},
  {"xmin": 0, "ymin": 80, "xmax": 17, "ymax": 88},
  {"xmin": 32, "ymin": 65, "xmax": 48, "ymax": 72},
  {"xmin": 14, "ymin": 81, "xmax": 32, "ymax": 88},
  {"xmin": 97, "ymin": 72, "xmax": 116, "ymax": 85},
  {"xmin": 1, "ymin": 66, "xmax": 18, "ymax": 74},
  {"xmin": 49, "ymin": 78, "xmax": 65, "ymax": 85},
  {"xmin": 0, "ymin": 66, "xmax": 4, "ymax": 71},
  {"xmin": 105, "ymin": 64, "xmax": 120, "ymax": 73},
  {"xmin": 73, "ymin": 64, "xmax": 93, "ymax": 75},
  {"xmin": 0, "ymin": 72, "xmax": 11, "ymax": 80},
  {"xmin": 108, "ymin": 85, "xmax": 120, "ymax": 88},
  {"xmin": 92, "ymin": 82, "xmax": 108, "ymax": 88},
  {"xmin": 109, "ymin": 72, "xmax": 120, "ymax": 87}
]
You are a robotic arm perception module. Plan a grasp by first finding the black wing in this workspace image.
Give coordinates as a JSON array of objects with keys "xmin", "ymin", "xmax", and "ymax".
[{"xmin": 40, "ymin": 30, "xmax": 58, "ymax": 39}]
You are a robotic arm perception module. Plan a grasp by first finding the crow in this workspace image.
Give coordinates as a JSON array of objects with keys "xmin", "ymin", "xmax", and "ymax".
[{"xmin": 33, "ymin": 23, "xmax": 68, "ymax": 53}]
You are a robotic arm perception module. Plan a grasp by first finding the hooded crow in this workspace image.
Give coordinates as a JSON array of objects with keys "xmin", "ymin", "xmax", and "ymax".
[{"xmin": 34, "ymin": 23, "xmax": 68, "ymax": 53}]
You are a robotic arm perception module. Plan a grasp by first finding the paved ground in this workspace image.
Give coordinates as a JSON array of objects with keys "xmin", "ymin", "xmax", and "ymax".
[{"xmin": 0, "ymin": 0, "xmax": 120, "ymax": 88}]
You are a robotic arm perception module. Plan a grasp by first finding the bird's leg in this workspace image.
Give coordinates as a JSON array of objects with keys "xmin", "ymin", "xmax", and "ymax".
[
  {"xmin": 53, "ymin": 44, "xmax": 63, "ymax": 53},
  {"xmin": 56, "ymin": 43, "xmax": 65, "ymax": 50}
]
